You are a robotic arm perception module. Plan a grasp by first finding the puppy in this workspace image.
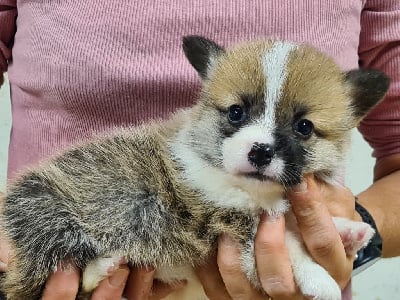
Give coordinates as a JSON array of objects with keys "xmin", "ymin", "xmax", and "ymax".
[{"xmin": 0, "ymin": 36, "xmax": 389, "ymax": 300}]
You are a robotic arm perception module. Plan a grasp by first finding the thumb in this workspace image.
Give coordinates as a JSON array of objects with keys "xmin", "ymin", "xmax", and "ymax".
[
  {"xmin": 287, "ymin": 175, "xmax": 349, "ymax": 283},
  {"xmin": 287, "ymin": 174, "xmax": 331, "ymax": 235},
  {"xmin": 0, "ymin": 234, "xmax": 11, "ymax": 272},
  {"xmin": 288, "ymin": 173, "xmax": 317, "ymax": 204}
]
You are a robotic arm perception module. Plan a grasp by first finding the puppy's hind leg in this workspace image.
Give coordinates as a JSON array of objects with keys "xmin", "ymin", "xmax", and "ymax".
[
  {"xmin": 1, "ymin": 252, "xmax": 50, "ymax": 300},
  {"xmin": 1, "ymin": 228, "xmax": 98, "ymax": 300}
]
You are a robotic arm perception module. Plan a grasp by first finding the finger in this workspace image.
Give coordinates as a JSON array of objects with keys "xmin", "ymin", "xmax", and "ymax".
[
  {"xmin": 0, "ymin": 228, "xmax": 11, "ymax": 272},
  {"xmin": 255, "ymin": 214, "xmax": 299, "ymax": 299},
  {"xmin": 91, "ymin": 265, "xmax": 129, "ymax": 300},
  {"xmin": 124, "ymin": 266, "xmax": 156, "ymax": 300},
  {"xmin": 124, "ymin": 266, "xmax": 185, "ymax": 300},
  {"xmin": 42, "ymin": 263, "xmax": 80, "ymax": 300},
  {"xmin": 0, "ymin": 261, "xmax": 7, "ymax": 272},
  {"xmin": 288, "ymin": 175, "xmax": 352, "ymax": 287},
  {"xmin": 150, "ymin": 279, "xmax": 187, "ymax": 300},
  {"xmin": 196, "ymin": 254, "xmax": 231, "ymax": 300},
  {"xmin": 217, "ymin": 234, "xmax": 264, "ymax": 300},
  {"xmin": 0, "ymin": 240, "xmax": 10, "ymax": 272}
]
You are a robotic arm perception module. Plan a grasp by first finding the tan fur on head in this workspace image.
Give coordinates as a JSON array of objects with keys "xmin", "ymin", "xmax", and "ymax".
[
  {"xmin": 184, "ymin": 37, "xmax": 388, "ymax": 184},
  {"xmin": 203, "ymin": 41, "xmax": 269, "ymax": 107}
]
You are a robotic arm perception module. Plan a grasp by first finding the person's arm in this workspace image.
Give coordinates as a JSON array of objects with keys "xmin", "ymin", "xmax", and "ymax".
[
  {"xmin": 0, "ymin": 0, "xmax": 16, "ymax": 87},
  {"xmin": 358, "ymin": 157, "xmax": 400, "ymax": 257},
  {"xmin": 356, "ymin": 0, "xmax": 400, "ymax": 258}
]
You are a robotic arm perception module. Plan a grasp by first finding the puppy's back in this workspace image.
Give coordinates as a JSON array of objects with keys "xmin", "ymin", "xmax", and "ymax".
[{"xmin": 1, "ymin": 113, "xmax": 209, "ymax": 299}]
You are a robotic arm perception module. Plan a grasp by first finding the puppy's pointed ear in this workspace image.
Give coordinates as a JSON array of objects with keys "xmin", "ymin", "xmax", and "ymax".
[
  {"xmin": 345, "ymin": 69, "xmax": 390, "ymax": 121},
  {"xmin": 182, "ymin": 35, "xmax": 225, "ymax": 80}
]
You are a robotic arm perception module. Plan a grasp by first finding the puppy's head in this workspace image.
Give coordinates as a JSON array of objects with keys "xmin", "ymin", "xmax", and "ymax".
[{"xmin": 182, "ymin": 36, "xmax": 389, "ymax": 187}]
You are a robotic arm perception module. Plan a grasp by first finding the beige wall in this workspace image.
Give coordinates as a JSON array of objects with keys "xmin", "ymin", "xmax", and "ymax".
[{"xmin": 0, "ymin": 74, "xmax": 11, "ymax": 192}]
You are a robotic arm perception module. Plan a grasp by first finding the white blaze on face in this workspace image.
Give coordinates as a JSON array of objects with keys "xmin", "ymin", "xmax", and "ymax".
[
  {"xmin": 222, "ymin": 42, "xmax": 296, "ymax": 179},
  {"xmin": 262, "ymin": 41, "xmax": 297, "ymax": 129}
]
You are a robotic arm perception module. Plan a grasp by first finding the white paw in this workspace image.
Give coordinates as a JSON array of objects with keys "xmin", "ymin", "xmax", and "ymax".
[
  {"xmin": 333, "ymin": 217, "xmax": 375, "ymax": 256},
  {"xmin": 82, "ymin": 256, "xmax": 126, "ymax": 292},
  {"xmin": 296, "ymin": 263, "xmax": 341, "ymax": 300}
]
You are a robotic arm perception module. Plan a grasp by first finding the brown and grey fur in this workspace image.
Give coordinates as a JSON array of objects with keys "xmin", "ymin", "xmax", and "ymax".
[{"xmin": 0, "ymin": 36, "xmax": 389, "ymax": 300}]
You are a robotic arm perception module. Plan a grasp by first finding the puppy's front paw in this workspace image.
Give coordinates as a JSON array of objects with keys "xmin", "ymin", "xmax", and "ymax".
[
  {"xmin": 296, "ymin": 263, "xmax": 341, "ymax": 300},
  {"xmin": 82, "ymin": 256, "xmax": 126, "ymax": 292},
  {"xmin": 333, "ymin": 217, "xmax": 375, "ymax": 256}
]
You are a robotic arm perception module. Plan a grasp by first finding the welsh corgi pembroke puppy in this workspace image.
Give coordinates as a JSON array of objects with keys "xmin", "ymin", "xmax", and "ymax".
[{"xmin": 1, "ymin": 36, "xmax": 389, "ymax": 300}]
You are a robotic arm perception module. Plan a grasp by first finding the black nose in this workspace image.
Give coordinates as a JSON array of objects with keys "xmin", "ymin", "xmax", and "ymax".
[{"xmin": 248, "ymin": 143, "xmax": 275, "ymax": 167}]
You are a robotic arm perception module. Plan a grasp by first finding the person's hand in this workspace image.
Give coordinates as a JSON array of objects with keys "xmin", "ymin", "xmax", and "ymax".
[
  {"xmin": 288, "ymin": 174, "xmax": 359, "ymax": 288},
  {"xmin": 0, "ymin": 191, "xmax": 11, "ymax": 272},
  {"xmin": 0, "ymin": 192, "xmax": 185, "ymax": 299},
  {"xmin": 0, "ymin": 231, "xmax": 11, "ymax": 272},
  {"xmin": 42, "ymin": 263, "xmax": 186, "ymax": 300},
  {"xmin": 197, "ymin": 220, "xmax": 302, "ymax": 300},
  {"xmin": 196, "ymin": 174, "xmax": 357, "ymax": 299},
  {"xmin": 124, "ymin": 266, "xmax": 186, "ymax": 300}
]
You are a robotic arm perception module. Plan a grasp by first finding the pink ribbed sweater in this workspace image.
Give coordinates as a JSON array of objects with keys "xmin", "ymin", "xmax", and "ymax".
[{"xmin": 1, "ymin": 1, "xmax": 400, "ymax": 299}]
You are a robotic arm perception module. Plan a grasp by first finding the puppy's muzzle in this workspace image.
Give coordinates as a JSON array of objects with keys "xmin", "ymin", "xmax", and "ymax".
[{"xmin": 248, "ymin": 142, "xmax": 275, "ymax": 167}]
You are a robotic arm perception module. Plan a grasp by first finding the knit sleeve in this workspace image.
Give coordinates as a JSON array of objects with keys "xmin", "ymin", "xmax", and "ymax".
[
  {"xmin": 358, "ymin": 0, "xmax": 400, "ymax": 160},
  {"xmin": 0, "ymin": 0, "xmax": 17, "ymax": 87}
]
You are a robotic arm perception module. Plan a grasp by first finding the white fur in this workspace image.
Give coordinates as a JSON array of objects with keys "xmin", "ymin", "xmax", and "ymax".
[
  {"xmin": 155, "ymin": 266, "xmax": 208, "ymax": 300},
  {"xmin": 170, "ymin": 126, "xmax": 286, "ymax": 213},
  {"xmin": 263, "ymin": 157, "xmax": 285, "ymax": 179},
  {"xmin": 333, "ymin": 216, "xmax": 375, "ymax": 256},
  {"xmin": 239, "ymin": 217, "xmax": 260, "ymax": 287},
  {"xmin": 262, "ymin": 41, "xmax": 296, "ymax": 129},
  {"xmin": 222, "ymin": 125, "xmax": 275, "ymax": 174},
  {"xmin": 222, "ymin": 124, "xmax": 285, "ymax": 181},
  {"xmin": 285, "ymin": 215, "xmax": 342, "ymax": 300},
  {"xmin": 82, "ymin": 256, "xmax": 124, "ymax": 292}
]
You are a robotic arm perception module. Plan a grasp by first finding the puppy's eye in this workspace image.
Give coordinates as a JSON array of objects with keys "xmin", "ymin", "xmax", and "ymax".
[
  {"xmin": 294, "ymin": 119, "xmax": 314, "ymax": 137},
  {"xmin": 227, "ymin": 105, "xmax": 246, "ymax": 124}
]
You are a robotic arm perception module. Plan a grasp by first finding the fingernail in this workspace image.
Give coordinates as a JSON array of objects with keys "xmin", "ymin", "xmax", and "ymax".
[
  {"xmin": 107, "ymin": 257, "xmax": 128, "ymax": 274},
  {"xmin": 142, "ymin": 265, "xmax": 155, "ymax": 273},
  {"xmin": 109, "ymin": 268, "xmax": 129, "ymax": 287},
  {"xmin": 220, "ymin": 233, "xmax": 236, "ymax": 246},
  {"xmin": 292, "ymin": 180, "xmax": 308, "ymax": 193},
  {"xmin": 64, "ymin": 263, "xmax": 78, "ymax": 273},
  {"xmin": 261, "ymin": 213, "xmax": 280, "ymax": 223},
  {"xmin": 54, "ymin": 262, "xmax": 77, "ymax": 274},
  {"xmin": 171, "ymin": 280, "xmax": 187, "ymax": 290},
  {"xmin": 119, "ymin": 256, "xmax": 127, "ymax": 265},
  {"xmin": 0, "ymin": 261, "xmax": 8, "ymax": 271},
  {"xmin": 267, "ymin": 215, "xmax": 280, "ymax": 223}
]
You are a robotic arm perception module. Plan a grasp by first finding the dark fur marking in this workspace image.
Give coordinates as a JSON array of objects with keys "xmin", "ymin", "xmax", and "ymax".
[
  {"xmin": 197, "ymin": 221, "xmax": 210, "ymax": 240},
  {"xmin": 345, "ymin": 69, "xmax": 390, "ymax": 117},
  {"xmin": 218, "ymin": 93, "xmax": 265, "ymax": 138},
  {"xmin": 2, "ymin": 173, "xmax": 99, "ymax": 299},
  {"xmin": 274, "ymin": 128, "xmax": 307, "ymax": 186},
  {"xmin": 182, "ymin": 36, "xmax": 225, "ymax": 80}
]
